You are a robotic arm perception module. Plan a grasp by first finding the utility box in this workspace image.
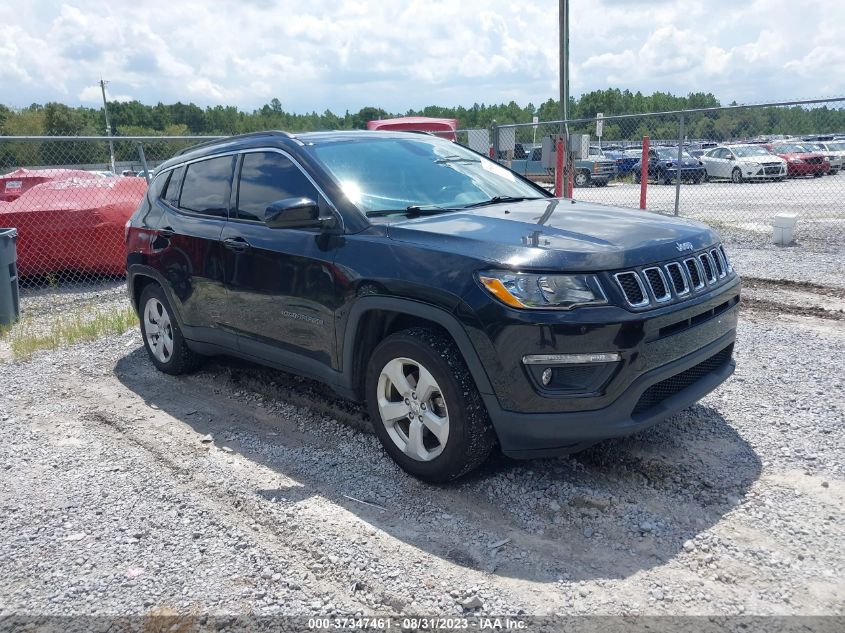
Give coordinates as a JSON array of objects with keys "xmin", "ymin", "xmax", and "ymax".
[
  {"xmin": 541, "ymin": 136, "xmax": 555, "ymax": 168},
  {"xmin": 0, "ymin": 228, "xmax": 20, "ymax": 327},
  {"xmin": 772, "ymin": 213, "xmax": 798, "ymax": 246},
  {"xmin": 569, "ymin": 134, "xmax": 590, "ymax": 159}
]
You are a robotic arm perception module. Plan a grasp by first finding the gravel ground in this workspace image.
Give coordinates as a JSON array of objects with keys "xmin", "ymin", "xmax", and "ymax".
[{"xmin": 1, "ymin": 287, "xmax": 843, "ymax": 618}]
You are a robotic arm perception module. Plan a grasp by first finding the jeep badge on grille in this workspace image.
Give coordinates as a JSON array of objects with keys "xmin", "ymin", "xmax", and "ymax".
[{"xmin": 676, "ymin": 241, "xmax": 694, "ymax": 252}]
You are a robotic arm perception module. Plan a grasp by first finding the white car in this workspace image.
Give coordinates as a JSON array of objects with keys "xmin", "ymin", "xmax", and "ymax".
[
  {"xmin": 803, "ymin": 141, "xmax": 843, "ymax": 175},
  {"xmin": 700, "ymin": 145, "xmax": 787, "ymax": 183}
]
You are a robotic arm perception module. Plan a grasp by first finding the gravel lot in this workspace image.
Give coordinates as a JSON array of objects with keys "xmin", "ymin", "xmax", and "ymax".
[{"xmin": 1, "ymin": 282, "xmax": 843, "ymax": 619}]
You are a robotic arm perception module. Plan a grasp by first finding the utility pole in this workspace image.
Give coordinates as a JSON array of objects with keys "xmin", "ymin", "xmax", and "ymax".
[
  {"xmin": 558, "ymin": 0, "xmax": 570, "ymax": 198},
  {"xmin": 99, "ymin": 78, "xmax": 116, "ymax": 174},
  {"xmin": 559, "ymin": 0, "xmax": 569, "ymax": 122}
]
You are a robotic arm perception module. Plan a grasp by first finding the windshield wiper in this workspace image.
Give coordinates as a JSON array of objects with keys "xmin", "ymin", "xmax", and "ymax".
[
  {"xmin": 460, "ymin": 195, "xmax": 542, "ymax": 209},
  {"xmin": 366, "ymin": 204, "xmax": 455, "ymax": 218}
]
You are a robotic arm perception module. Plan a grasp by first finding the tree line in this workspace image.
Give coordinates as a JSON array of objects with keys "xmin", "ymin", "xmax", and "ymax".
[{"xmin": 1, "ymin": 89, "xmax": 843, "ymax": 168}]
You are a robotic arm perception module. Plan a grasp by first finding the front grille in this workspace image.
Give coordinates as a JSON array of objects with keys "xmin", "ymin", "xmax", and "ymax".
[
  {"xmin": 613, "ymin": 245, "xmax": 734, "ymax": 309},
  {"xmin": 764, "ymin": 166, "xmax": 782, "ymax": 174},
  {"xmin": 807, "ymin": 157, "xmax": 822, "ymax": 164},
  {"xmin": 632, "ymin": 345, "xmax": 734, "ymax": 416},
  {"xmin": 615, "ymin": 272, "xmax": 647, "ymax": 306}
]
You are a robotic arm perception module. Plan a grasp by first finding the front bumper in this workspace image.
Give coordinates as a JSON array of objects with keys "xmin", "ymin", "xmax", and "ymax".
[
  {"xmin": 463, "ymin": 276, "xmax": 740, "ymax": 456},
  {"xmin": 486, "ymin": 331, "xmax": 735, "ymax": 457},
  {"xmin": 664, "ymin": 167, "xmax": 706, "ymax": 180}
]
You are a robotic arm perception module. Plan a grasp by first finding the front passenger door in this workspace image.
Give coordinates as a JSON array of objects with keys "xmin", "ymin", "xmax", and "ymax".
[{"xmin": 220, "ymin": 150, "xmax": 342, "ymax": 372}]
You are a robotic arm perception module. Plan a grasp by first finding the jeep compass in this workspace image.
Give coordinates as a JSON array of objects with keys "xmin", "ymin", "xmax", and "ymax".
[{"xmin": 125, "ymin": 130, "xmax": 740, "ymax": 482}]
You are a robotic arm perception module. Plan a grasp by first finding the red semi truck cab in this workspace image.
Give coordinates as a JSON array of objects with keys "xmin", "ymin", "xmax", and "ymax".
[{"xmin": 366, "ymin": 117, "xmax": 458, "ymax": 141}]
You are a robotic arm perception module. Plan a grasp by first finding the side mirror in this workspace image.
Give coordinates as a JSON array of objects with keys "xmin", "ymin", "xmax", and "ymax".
[
  {"xmin": 264, "ymin": 197, "xmax": 322, "ymax": 229},
  {"xmin": 727, "ymin": 155, "xmax": 735, "ymax": 161}
]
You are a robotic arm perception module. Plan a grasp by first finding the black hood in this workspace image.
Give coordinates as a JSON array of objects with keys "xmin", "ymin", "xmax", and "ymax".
[{"xmin": 385, "ymin": 198, "xmax": 719, "ymax": 271}]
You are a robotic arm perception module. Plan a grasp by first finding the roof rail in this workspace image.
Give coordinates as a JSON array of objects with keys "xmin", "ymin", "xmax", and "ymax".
[{"xmin": 174, "ymin": 130, "xmax": 294, "ymax": 156}]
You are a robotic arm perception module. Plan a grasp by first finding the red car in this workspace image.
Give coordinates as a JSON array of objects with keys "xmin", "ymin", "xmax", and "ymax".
[{"xmin": 765, "ymin": 142, "xmax": 830, "ymax": 178}]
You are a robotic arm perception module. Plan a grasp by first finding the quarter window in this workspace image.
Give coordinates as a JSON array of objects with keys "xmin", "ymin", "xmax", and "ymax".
[
  {"xmin": 162, "ymin": 166, "xmax": 185, "ymax": 207},
  {"xmin": 178, "ymin": 156, "xmax": 234, "ymax": 217},
  {"xmin": 235, "ymin": 152, "xmax": 319, "ymax": 222}
]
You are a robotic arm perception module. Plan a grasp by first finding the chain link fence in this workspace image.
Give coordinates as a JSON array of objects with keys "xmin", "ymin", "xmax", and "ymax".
[
  {"xmin": 1, "ymin": 100, "xmax": 843, "ymax": 326},
  {"xmin": 486, "ymin": 98, "xmax": 845, "ymax": 249},
  {"xmin": 0, "ymin": 136, "xmax": 219, "ymax": 318}
]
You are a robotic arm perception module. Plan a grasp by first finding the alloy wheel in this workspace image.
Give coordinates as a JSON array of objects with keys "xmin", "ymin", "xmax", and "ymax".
[
  {"xmin": 376, "ymin": 357, "xmax": 449, "ymax": 461},
  {"xmin": 143, "ymin": 297, "xmax": 174, "ymax": 364}
]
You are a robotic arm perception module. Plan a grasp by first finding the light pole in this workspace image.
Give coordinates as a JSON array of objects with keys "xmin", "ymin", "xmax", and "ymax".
[{"xmin": 99, "ymin": 78, "xmax": 116, "ymax": 174}]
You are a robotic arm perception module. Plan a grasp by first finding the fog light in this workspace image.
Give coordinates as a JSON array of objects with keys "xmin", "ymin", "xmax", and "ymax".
[{"xmin": 541, "ymin": 368, "xmax": 553, "ymax": 386}]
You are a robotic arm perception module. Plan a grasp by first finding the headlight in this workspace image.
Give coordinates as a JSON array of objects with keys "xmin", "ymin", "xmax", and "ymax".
[
  {"xmin": 790, "ymin": 158, "xmax": 804, "ymax": 163},
  {"xmin": 478, "ymin": 271, "xmax": 606, "ymax": 309}
]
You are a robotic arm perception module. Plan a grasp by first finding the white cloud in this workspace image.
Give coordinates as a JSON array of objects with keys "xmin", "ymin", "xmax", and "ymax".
[{"xmin": 0, "ymin": 0, "xmax": 843, "ymax": 113}]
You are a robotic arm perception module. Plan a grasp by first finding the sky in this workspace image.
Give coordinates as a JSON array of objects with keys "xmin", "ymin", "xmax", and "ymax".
[{"xmin": 1, "ymin": 0, "xmax": 843, "ymax": 112}]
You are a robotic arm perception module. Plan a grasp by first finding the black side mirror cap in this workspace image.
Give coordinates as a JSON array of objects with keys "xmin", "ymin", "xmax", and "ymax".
[{"xmin": 264, "ymin": 197, "xmax": 326, "ymax": 229}]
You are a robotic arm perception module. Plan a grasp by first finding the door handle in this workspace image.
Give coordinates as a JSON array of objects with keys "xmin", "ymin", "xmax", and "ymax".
[
  {"xmin": 223, "ymin": 236, "xmax": 250, "ymax": 251},
  {"xmin": 158, "ymin": 226, "xmax": 175, "ymax": 238}
]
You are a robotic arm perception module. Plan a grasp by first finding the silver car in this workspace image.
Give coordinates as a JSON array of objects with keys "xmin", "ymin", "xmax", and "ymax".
[{"xmin": 701, "ymin": 145, "xmax": 787, "ymax": 183}]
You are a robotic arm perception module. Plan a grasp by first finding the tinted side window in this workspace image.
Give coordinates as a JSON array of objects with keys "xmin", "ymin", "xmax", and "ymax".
[
  {"xmin": 235, "ymin": 152, "xmax": 319, "ymax": 222},
  {"xmin": 179, "ymin": 156, "xmax": 234, "ymax": 217},
  {"xmin": 162, "ymin": 166, "xmax": 185, "ymax": 206}
]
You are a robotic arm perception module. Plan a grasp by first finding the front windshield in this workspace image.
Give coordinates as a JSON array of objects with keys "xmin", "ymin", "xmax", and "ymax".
[
  {"xmin": 309, "ymin": 136, "xmax": 543, "ymax": 215},
  {"xmin": 654, "ymin": 148, "xmax": 694, "ymax": 160},
  {"xmin": 827, "ymin": 142, "xmax": 845, "ymax": 151},
  {"xmin": 731, "ymin": 145, "xmax": 771, "ymax": 158}
]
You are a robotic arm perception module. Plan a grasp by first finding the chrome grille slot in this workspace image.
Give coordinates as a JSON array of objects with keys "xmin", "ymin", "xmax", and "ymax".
[
  {"xmin": 710, "ymin": 249, "xmax": 726, "ymax": 278},
  {"xmin": 614, "ymin": 272, "xmax": 649, "ymax": 307},
  {"xmin": 665, "ymin": 262, "xmax": 689, "ymax": 295},
  {"xmin": 719, "ymin": 245, "xmax": 732, "ymax": 272},
  {"xmin": 699, "ymin": 253, "xmax": 716, "ymax": 284},
  {"xmin": 643, "ymin": 267, "xmax": 671, "ymax": 302},
  {"xmin": 685, "ymin": 258, "xmax": 704, "ymax": 289}
]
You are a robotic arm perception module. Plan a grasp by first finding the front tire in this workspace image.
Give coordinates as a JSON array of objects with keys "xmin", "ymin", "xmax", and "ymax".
[
  {"xmin": 731, "ymin": 167, "xmax": 743, "ymax": 184},
  {"xmin": 574, "ymin": 170, "xmax": 591, "ymax": 188},
  {"xmin": 139, "ymin": 284, "xmax": 202, "ymax": 375},
  {"xmin": 365, "ymin": 328, "xmax": 495, "ymax": 482}
]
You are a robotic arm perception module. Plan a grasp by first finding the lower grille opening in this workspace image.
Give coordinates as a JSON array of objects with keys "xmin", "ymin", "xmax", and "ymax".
[
  {"xmin": 657, "ymin": 296, "xmax": 739, "ymax": 339},
  {"xmin": 632, "ymin": 344, "xmax": 734, "ymax": 417}
]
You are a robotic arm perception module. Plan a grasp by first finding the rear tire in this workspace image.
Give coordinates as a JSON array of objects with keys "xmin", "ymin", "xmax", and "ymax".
[
  {"xmin": 365, "ymin": 328, "xmax": 495, "ymax": 483},
  {"xmin": 731, "ymin": 167, "xmax": 743, "ymax": 184},
  {"xmin": 139, "ymin": 284, "xmax": 202, "ymax": 375}
]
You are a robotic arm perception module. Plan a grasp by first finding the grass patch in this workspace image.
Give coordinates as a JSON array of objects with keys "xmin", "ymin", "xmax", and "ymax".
[{"xmin": 0, "ymin": 305, "xmax": 138, "ymax": 361}]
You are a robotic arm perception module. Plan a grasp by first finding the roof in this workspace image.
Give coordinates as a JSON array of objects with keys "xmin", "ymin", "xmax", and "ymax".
[
  {"xmin": 366, "ymin": 116, "xmax": 457, "ymax": 127},
  {"xmin": 157, "ymin": 129, "xmax": 452, "ymax": 172}
]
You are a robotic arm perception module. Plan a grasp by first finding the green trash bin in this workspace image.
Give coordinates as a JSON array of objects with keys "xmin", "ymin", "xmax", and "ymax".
[{"xmin": 0, "ymin": 228, "xmax": 20, "ymax": 326}]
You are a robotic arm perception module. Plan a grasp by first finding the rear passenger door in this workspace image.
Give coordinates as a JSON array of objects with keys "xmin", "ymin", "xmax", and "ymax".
[
  {"xmin": 154, "ymin": 154, "xmax": 236, "ymax": 346},
  {"xmin": 220, "ymin": 149, "xmax": 342, "ymax": 373}
]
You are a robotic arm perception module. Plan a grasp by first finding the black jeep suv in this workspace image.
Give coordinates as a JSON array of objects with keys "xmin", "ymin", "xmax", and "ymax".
[{"xmin": 126, "ymin": 130, "xmax": 739, "ymax": 482}]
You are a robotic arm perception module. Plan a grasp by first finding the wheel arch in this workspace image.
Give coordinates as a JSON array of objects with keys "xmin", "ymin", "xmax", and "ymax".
[{"xmin": 340, "ymin": 296, "xmax": 495, "ymax": 402}]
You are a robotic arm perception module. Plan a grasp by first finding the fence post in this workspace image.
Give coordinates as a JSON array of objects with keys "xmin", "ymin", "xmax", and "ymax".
[
  {"xmin": 490, "ymin": 122, "xmax": 499, "ymax": 160},
  {"xmin": 639, "ymin": 136, "xmax": 650, "ymax": 209},
  {"xmin": 674, "ymin": 114, "xmax": 685, "ymax": 216},
  {"xmin": 137, "ymin": 143, "xmax": 151, "ymax": 183}
]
